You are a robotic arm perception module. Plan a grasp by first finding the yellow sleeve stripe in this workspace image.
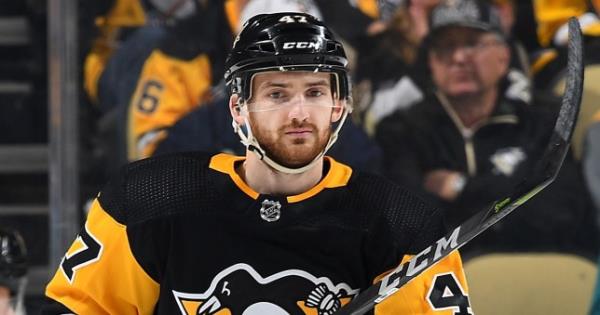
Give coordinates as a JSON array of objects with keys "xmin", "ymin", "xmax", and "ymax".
[{"xmin": 46, "ymin": 199, "xmax": 160, "ymax": 314}]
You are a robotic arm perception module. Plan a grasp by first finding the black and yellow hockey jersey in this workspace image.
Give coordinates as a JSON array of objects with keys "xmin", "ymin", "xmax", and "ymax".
[{"xmin": 44, "ymin": 152, "xmax": 470, "ymax": 314}]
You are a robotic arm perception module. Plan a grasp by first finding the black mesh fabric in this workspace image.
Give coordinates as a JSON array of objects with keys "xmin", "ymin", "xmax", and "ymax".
[
  {"xmin": 98, "ymin": 152, "xmax": 221, "ymax": 225},
  {"xmin": 326, "ymin": 172, "xmax": 446, "ymax": 281},
  {"xmin": 342, "ymin": 172, "xmax": 445, "ymax": 252},
  {"xmin": 291, "ymin": 171, "xmax": 445, "ymax": 255},
  {"xmin": 96, "ymin": 152, "xmax": 445, "ymax": 286},
  {"xmin": 97, "ymin": 154, "xmax": 444, "ymax": 257}
]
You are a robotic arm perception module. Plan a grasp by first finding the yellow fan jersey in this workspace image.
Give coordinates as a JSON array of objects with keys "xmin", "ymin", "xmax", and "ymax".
[
  {"xmin": 84, "ymin": 0, "xmax": 147, "ymax": 103},
  {"xmin": 93, "ymin": 1, "xmax": 234, "ymax": 162},
  {"xmin": 533, "ymin": 0, "xmax": 600, "ymax": 47},
  {"xmin": 127, "ymin": 50, "xmax": 213, "ymax": 160},
  {"xmin": 84, "ymin": 0, "xmax": 243, "ymax": 103}
]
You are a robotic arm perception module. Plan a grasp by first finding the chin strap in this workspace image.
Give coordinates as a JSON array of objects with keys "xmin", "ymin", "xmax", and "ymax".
[
  {"xmin": 11, "ymin": 277, "xmax": 27, "ymax": 315},
  {"xmin": 232, "ymin": 101, "xmax": 352, "ymax": 174}
]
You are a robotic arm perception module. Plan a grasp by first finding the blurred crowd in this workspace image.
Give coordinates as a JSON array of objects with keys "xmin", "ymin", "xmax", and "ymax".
[
  {"xmin": 5, "ymin": 0, "xmax": 600, "ymax": 313},
  {"xmin": 76, "ymin": 0, "xmax": 600, "ymax": 257}
]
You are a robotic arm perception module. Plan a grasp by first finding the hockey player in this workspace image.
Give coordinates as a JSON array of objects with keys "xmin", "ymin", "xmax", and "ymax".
[
  {"xmin": 43, "ymin": 13, "xmax": 470, "ymax": 314},
  {"xmin": 0, "ymin": 228, "xmax": 27, "ymax": 315}
]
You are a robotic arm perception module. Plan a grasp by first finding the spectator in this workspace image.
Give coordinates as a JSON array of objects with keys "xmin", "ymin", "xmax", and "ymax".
[
  {"xmin": 355, "ymin": 0, "xmax": 530, "ymax": 134},
  {"xmin": 376, "ymin": 0, "xmax": 596, "ymax": 257},
  {"xmin": 82, "ymin": 0, "xmax": 247, "ymax": 104},
  {"xmin": 93, "ymin": 0, "xmax": 234, "ymax": 178},
  {"xmin": 81, "ymin": 0, "xmax": 147, "ymax": 105},
  {"xmin": 0, "ymin": 228, "xmax": 27, "ymax": 315},
  {"xmin": 355, "ymin": 0, "xmax": 440, "ymax": 133},
  {"xmin": 530, "ymin": 1, "xmax": 600, "ymax": 160}
]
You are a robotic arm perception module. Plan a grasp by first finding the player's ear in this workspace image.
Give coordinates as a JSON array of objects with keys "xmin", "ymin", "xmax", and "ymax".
[
  {"xmin": 229, "ymin": 94, "xmax": 246, "ymax": 125},
  {"xmin": 330, "ymin": 99, "xmax": 344, "ymax": 123}
]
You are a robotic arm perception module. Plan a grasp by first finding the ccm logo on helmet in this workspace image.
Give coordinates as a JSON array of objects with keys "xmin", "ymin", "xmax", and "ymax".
[{"xmin": 282, "ymin": 41, "xmax": 321, "ymax": 49}]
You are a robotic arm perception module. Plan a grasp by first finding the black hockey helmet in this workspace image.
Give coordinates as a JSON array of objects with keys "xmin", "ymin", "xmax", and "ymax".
[
  {"xmin": 224, "ymin": 12, "xmax": 351, "ymax": 101},
  {"xmin": 0, "ymin": 228, "xmax": 27, "ymax": 295}
]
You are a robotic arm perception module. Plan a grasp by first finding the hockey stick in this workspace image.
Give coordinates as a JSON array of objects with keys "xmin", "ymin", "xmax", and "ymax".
[{"xmin": 336, "ymin": 18, "xmax": 584, "ymax": 315}]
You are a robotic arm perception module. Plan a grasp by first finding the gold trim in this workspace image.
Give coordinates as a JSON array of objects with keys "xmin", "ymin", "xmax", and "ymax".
[
  {"xmin": 287, "ymin": 156, "xmax": 353, "ymax": 203},
  {"xmin": 209, "ymin": 154, "xmax": 353, "ymax": 203},
  {"xmin": 209, "ymin": 153, "xmax": 259, "ymax": 199},
  {"xmin": 465, "ymin": 139, "xmax": 477, "ymax": 176}
]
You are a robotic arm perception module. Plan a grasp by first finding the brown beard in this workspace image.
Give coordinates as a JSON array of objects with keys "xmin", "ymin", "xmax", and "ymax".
[{"xmin": 249, "ymin": 118, "xmax": 331, "ymax": 169}]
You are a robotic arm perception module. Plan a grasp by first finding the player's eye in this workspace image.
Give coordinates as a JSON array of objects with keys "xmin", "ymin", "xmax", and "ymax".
[
  {"xmin": 307, "ymin": 88, "xmax": 325, "ymax": 98},
  {"xmin": 268, "ymin": 90, "xmax": 286, "ymax": 100}
]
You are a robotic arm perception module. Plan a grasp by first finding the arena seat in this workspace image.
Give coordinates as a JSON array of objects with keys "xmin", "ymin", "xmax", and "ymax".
[{"xmin": 464, "ymin": 253, "xmax": 597, "ymax": 315}]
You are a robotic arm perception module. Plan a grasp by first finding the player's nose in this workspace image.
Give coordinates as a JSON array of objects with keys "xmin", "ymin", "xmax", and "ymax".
[{"xmin": 287, "ymin": 94, "xmax": 310, "ymax": 121}]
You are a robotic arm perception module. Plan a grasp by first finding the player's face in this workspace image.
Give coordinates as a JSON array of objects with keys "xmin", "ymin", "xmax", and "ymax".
[
  {"xmin": 246, "ymin": 71, "xmax": 342, "ymax": 169},
  {"xmin": 0, "ymin": 287, "xmax": 16, "ymax": 315},
  {"xmin": 429, "ymin": 27, "xmax": 510, "ymax": 98}
]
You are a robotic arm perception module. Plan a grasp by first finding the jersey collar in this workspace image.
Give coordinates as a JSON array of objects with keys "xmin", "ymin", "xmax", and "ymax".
[{"xmin": 209, "ymin": 153, "xmax": 352, "ymax": 203}]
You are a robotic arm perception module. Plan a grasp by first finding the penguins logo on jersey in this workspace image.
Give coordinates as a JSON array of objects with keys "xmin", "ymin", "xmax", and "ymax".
[
  {"xmin": 490, "ymin": 147, "xmax": 526, "ymax": 176},
  {"xmin": 172, "ymin": 263, "xmax": 359, "ymax": 315}
]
